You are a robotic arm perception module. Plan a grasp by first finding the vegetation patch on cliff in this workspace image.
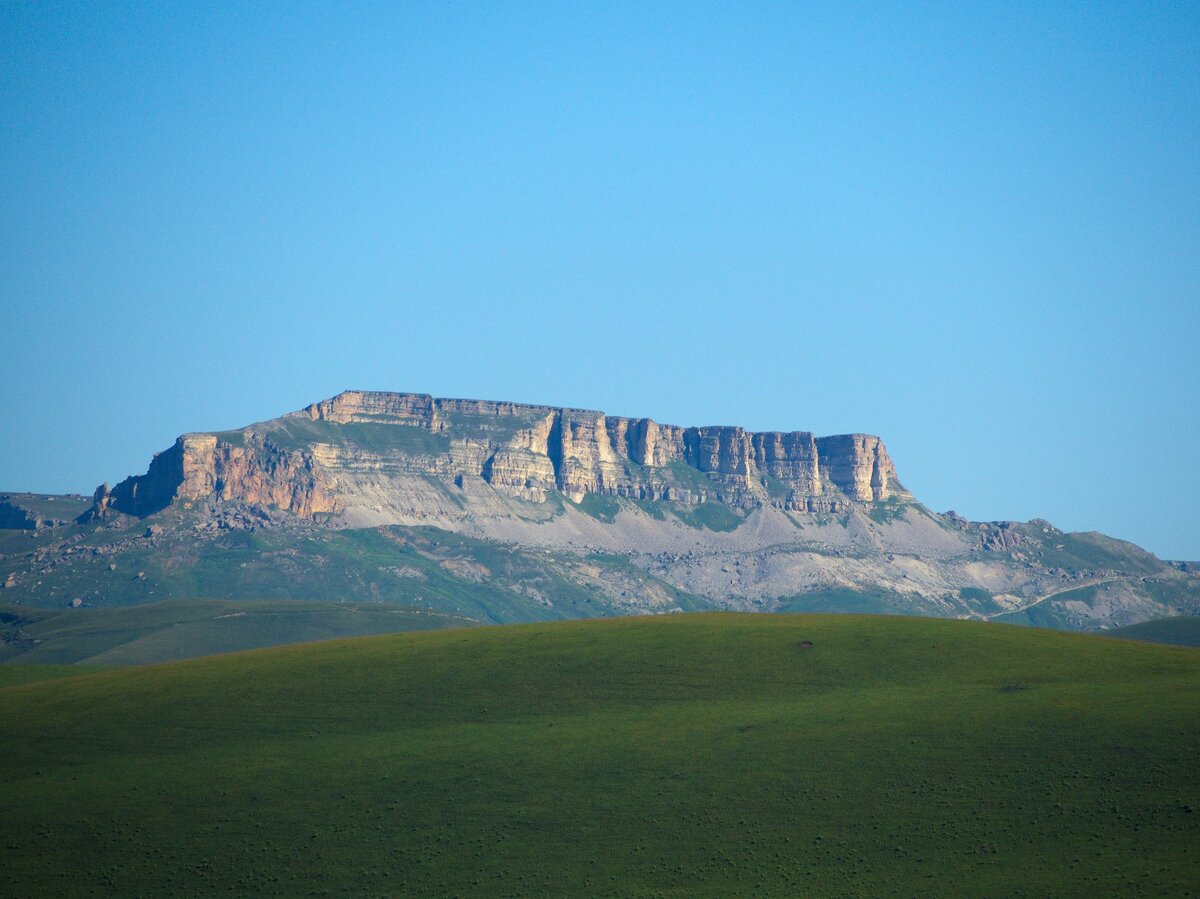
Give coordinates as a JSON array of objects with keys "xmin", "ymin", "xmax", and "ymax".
[
  {"xmin": 760, "ymin": 474, "xmax": 793, "ymax": 501},
  {"xmin": 625, "ymin": 497, "xmax": 666, "ymax": 520},
  {"xmin": 442, "ymin": 409, "xmax": 545, "ymax": 443},
  {"xmin": 866, "ymin": 497, "xmax": 910, "ymax": 524},
  {"xmin": 666, "ymin": 459, "xmax": 716, "ymax": 494},
  {"xmin": 673, "ymin": 501, "xmax": 745, "ymax": 532},
  {"xmin": 574, "ymin": 492, "xmax": 620, "ymax": 523},
  {"xmin": 263, "ymin": 418, "xmax": 452, "ymax": 456}
]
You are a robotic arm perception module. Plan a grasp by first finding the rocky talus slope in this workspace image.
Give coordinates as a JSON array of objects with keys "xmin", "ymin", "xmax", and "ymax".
[{"xmin": 2, "ymin": 391, "xmax": 1196, "ymax": 633}]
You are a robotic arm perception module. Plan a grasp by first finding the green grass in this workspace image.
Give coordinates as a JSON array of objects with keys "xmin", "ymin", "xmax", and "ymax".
[
  {"xmin": 626, "ymin": 497, "xmax": 667, "ymax": 520},
  {"xmin": 777, "ymin": 587, "xmax": 944, "ymax": 616},
  {"xmin": 442, "ymin": 410, "xmax": 546, "ymax": 443},
  {"xmin": 992, "ymin": 599, "xmax": 1080, "ymax": 630},
  {"xmin": 0, "ymin": 663, "xmax": 107, "ymax": 686},
  {"xmin": 1141, "ymin": 576, "xmax": 1200, "ymax": 609},
  {"xmin": 0, "ymin": 598, "xmax": 476, "ymax": 666},
  {"xmin": 866, "ymin": 498, "xmax": 910, "ymax": 525},
  {"xmin": 261, "ymin": 418, "xmax": 451, "ymax": 456},
  {"xmin": 209, "ymin": 428, "xmax": 247, "ymax": 447},
  {"xmin": 574, "ymin": 492, "xmax": 620, "ymax": 523},
  {"xmin": 673, "ymin": 501, "xmax": 744, "ymax": 532},
  {"xmin": 0, "ymin": 525, "xmax": 573, "ymax": 622},
  {"xmin": 759, "ymin": 474, "xmax": 793, "ymax": 501},
  {"xmin": 1023, "ymin": 530, "xmax": 1167, "ymax": 575},
  {"xmin": 0, "ymin": 493, "xmax": 91, "ymax": 522},
  {"xmin": 1103, "ymin": 616, "xmax": 1200, "ymax": 648},
  {"xmin": 958, "ymin": 586, "xmax": 992, "ymax": 603},
  {"xmin": 1, "ymin": 613, "xmax": 1196, "ymax": 896},
  {"xmin": 0, "ymin": 522, "xmax": 723, "ymax": 624},
  {"xmin": 666, "ymin": 459, "xmax": 715, "ymax": 493},
  {"xmin": 992, "ymin": 578, "xmax": 1200, "ymax": 631}
]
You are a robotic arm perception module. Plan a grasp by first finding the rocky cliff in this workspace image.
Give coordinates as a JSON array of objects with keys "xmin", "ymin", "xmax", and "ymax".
[
  {"xmin": 90, "ymin": 433, "xmax": 338, "ymax": 520},
  {"xmin": 91, "ymin": 390, "xmax": 909, "ymax": 524},
  {"xmin": 11, "ymin": 390, "xmax": 1194, "ymax": 633}
]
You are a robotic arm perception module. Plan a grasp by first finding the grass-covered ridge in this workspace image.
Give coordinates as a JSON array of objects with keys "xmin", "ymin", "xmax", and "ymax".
[
  {"xmin": 1103, "ymin": 615, "xmax": 1200, "ymax": 648},
  {"xmin": 0, "ymin": 598, "xmax": 475, "ymax": 666},
  {"xmin": 0, "ymin": 662, "xmax": 106, "ymax": 686},
  {"xmin": 1, "ymin": 614, "xmax": 1197, "ymax": 896},
  {"xmin": 0, "ymin": 524, "xmax": 614, "ymax": 621},
  {"xmin": 261, "ymin": 417, "xmax": 452, "ymax": 456}
]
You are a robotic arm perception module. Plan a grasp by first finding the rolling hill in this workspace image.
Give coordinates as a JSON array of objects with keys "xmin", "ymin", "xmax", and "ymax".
[
  {"xmin": 1103, "ymin": 616, "xmax": 1200, "ymax": 648},
  {"xmin": 0, "ymin": 598, "xmax": 475, "ymax": 666},
  {"xmin": 1, "ymin": 613, "xmax": 1196, "ymax": 895}
]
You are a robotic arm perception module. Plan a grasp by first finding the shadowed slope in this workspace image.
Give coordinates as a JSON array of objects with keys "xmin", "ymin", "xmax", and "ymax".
[
  {"xmin": 0, "ymin": 598, "xmax": 476, "ymax": 665},
  {"xmin": 1103, "ymin": 615, "xmax": 1200, "ymax": 647}
]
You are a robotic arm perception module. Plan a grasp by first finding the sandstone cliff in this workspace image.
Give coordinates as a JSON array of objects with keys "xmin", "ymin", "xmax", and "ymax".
[
  {"xmin": 90, "ymin": 433, "xmax": 338, "ymax": 520},
  {"xmin": 25, "ymin": 390, "xmax": 1193, "ymax": 633},
  {"xmin": 91, "ymin": 390, "xmax": 910, "ymax": 523}
]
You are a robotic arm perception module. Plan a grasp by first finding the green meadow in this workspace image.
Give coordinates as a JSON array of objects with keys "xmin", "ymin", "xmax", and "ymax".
[
  {"xmin": 1104, "ymin": 615, "xmax": 1200, "ymax": 648},
  {"xmin": 0, "ymin": 598, "xmax": 476, "ymax": 665},
  {"xmin": 1, "ymin": 613, "xmax": 1197, "ymax": 896}
]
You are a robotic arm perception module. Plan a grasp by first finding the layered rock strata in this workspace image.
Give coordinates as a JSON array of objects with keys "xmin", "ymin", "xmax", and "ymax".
[
  {"xmin": 91, "ymin": 434, "xmax": 338, "ymax": 520},
  {"xmin": 92, "ymin": 390, "xmax": 909, "ymax": 521}
]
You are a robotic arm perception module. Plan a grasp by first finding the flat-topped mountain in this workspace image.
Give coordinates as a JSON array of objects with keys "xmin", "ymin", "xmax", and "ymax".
[
  {"xmin": 2, "ymin": 390, "xmax": 1197, "ymax": 646},
  {"xmin": 89, "ymin": 390, "xmax": 908, "ymax": 525}
]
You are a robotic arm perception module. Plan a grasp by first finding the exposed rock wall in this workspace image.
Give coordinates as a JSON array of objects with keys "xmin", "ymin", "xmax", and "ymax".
[
  {"xmin": 814, "ymin": 435, "xmax": 898, "ymax": 502},
  {"xmin": 95, "ymin": 434, "xmax": 339, "ymax": 519},
  {"xmin": 181, "ymin": 435, "xmax": 338, "ymax": 518},
  {"xmin": 99, "ymin": 439, "xmax": 189, "ymax": 517},
  {"xmin": 93, "ymin": 390, "xmax": 908, "ymax": 520},
  {"xmin": 0, "ymin": 499, "xmax": 47, "ymax": 530},
  {"xmin": 307, "ymin": 391, "xmax": 437, "ymax": 426}
]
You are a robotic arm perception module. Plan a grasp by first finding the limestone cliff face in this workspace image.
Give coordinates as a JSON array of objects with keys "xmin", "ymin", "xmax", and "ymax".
[
  {"xmin": 94, "ymin": 390, "xmax": 909, "ymax": 520},
  {"xmin": 94, "ymin": 433, "xmax": 339, "ymax": 519},
  {"xmin": 814, "ymin": 434, "xmax": 898, "ymax": 502}
]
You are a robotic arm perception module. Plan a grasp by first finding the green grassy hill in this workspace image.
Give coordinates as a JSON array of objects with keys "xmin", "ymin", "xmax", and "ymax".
[
  {"xmin": 1103, "ymin": 615, "xmax": 1200, "ymax": 648},
  {"xmin": 1, "ymin": 614, "xmax": 1197, "ymax": 896},
  {"xmin": 0, "ymin": 522, "xmax": 710, "ymax": 620},
  {"xmin": 0, "ymin": 662, "xmax": 106, "ymax": 686},
  {"xmin": 0, "ymin": 598, "xmax": 476, "ymax": 665}
]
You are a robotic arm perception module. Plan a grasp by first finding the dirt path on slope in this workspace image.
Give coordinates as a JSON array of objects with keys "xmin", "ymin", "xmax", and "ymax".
[{"xmin": 980, "ymin": 577, "xmax": 1121, "ymax": 620}]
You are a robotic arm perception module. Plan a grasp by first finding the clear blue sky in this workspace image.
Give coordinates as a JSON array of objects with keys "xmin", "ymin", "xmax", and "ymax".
[{"xmin": 2, "ymin": 2, "xmax": 1197, "ymax": 558}]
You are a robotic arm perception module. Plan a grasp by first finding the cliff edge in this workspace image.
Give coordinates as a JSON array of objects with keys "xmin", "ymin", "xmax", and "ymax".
[{"xmin": 89, "ymin": 390, "xmax": 910, "ymax": 526}]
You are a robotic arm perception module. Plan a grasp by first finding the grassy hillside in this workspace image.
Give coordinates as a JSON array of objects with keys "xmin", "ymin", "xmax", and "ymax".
[
  {"xmin": 1, "ymin": 614, "xmax": 1197, "ymax": 896},
  {"xmin": 0, "ymin": 663, "xmax": 106, "ymax": 686},
  {"xmin": 0, "ymin": 598, "xmax": 476, "ymax": 666},
  {"xmin": 1103, "ymin": 615, "xmax": 1200, "ymax": 648},
  {"xmin": 0, "ymin": 521, "xmax": 710, "ymax": 620},
  {"xmin": 993, "ymin": 576, "xmax": 1200, "ymax": 630},
  {"xmin": 0, "ymin": 492, "xmax": 91, "ymax": 522}
]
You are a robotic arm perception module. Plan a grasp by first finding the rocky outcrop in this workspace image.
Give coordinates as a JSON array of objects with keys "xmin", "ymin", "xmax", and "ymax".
[
  {"xmin": 91, "ymin": 390, "xmax": 909, "ymax": 521},
  {"xmin": 814, "ymin": 435, "xmax": 898, "ymax": 502},
  {"xmin": 0, "ymin": 500, "xmax": 43, "ymax": 530},
  {"xmin": 93, "ymin": 433, "xmax": 339, "ymax": 520},
  {"xmin": 0, "ymin": 494, "xmax": 91, "ymax": 529}
]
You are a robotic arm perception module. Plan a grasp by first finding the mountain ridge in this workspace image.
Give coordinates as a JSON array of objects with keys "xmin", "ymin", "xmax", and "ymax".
[
  {"xmin": 2, "ymin": 389, "xmax": 1197, "ymax": 635},
  {"xmin": 88, "ymin": 389, "xmax": 909, "ymax": 524}
]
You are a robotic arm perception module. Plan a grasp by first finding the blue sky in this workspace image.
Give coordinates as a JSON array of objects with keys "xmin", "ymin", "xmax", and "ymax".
[{"xmin": 2, "ymin": 2, "xmax": 1197, "ymax": 558}]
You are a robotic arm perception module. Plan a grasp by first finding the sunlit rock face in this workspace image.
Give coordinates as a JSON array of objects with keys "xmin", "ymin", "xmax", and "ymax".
[
  {"xmin": 59, "ymin": 390, "xmax": 1196, "ymax": 633},
  {"xmin": 91, "ymin": 390, "xmax": 910, "ymax": 523}
]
